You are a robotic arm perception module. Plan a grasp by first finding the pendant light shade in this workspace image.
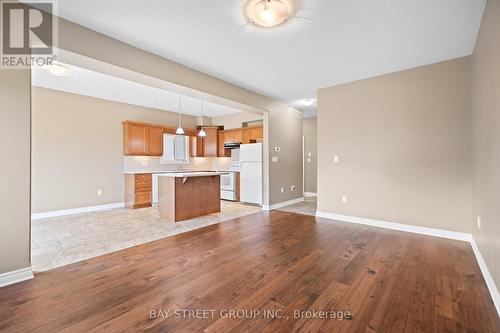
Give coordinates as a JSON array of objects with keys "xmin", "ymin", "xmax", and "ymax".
[
  {"xmin": 175, "ymin": 125, "xmax": 185, "ymax": 135},
  {"xmin": 198, "ymin": 101, "xmax": 206, "ymax": 137},
  {"xmin": 176, "ymin": 95, "xmax": 185, "ymax": 135}
]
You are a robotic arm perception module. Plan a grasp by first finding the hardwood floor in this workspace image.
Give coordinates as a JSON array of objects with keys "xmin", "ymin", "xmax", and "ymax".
[{"xmin": 0, "ymin": 211, "xmax": 498, "ymax": 332}]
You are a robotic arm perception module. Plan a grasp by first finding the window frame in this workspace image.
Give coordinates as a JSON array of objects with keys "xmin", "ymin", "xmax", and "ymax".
[{"xmin": 160, "ymin": 133, "xmax": 190, "ymax": 164}]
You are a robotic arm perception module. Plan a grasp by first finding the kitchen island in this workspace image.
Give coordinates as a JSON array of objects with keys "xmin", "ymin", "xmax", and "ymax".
[{"xmin": 157, "ymin": 172, "xmax": 227, "ymax": 222}]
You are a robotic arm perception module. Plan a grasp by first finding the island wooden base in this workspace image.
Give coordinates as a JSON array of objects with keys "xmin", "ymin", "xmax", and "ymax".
[{"xmin": 158, "ymin": 175, "xmax": 221, "ymax": 222}]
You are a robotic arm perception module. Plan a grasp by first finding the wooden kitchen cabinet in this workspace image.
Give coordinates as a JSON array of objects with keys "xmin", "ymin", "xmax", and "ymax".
[
  {"xmin": 125, "ymin": 123, "xmax": 147, "ymax": 155},
  {"xmin": 123, "ymin": 121, "xmax": 163, "ymax": 156},
  {"xmin": 148, "ymin": 126, "xmax": 164, "ymax": 156},
  {"xmin": 242, "ymin": 126, "xmax": 263, "ymax": 144},
  {"xmin": 223, "ymin": 129, "xmax": 243, "ymax": 144},
  {"xmin": 232, "ymin": 129, "xmax": 242, "ymax": 143},
  {"xmin": 204, "ymin": 127, "xmax": 219, "ymax": 157},
  {"xmin": 223, "ymin": 131, "xmax": 234, "ymax": 144},
  {"xmin": 235, "ymin": 172, "xmax": 240, "ymax": 201},
  {"xmin": 218, "ymin": 131, "xmax": 230, "ymax": 157},
  {"xmin": 242, "ymin": 128, "xmax": 251, "ymax": 144},
  {"xmin": 124, "ymin": 173, "xmax": 152, "ymax": 209},
  {"xmin": 250, "ymin": 126, "xmax": 263, "ymax": 141},
  {"xmin": 190, "ymin": 126, "xmax": 220, "ymax": 157},
  {"xmin": 190, "ymin": 136, "xmax": 204, "ymax": 157}
]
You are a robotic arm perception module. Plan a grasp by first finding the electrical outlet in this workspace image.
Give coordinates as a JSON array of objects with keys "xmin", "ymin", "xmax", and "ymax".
[
  {"xmin": 290, "ymin": 185, "xmax": 295, "ymax": 191},
  {"xmin": 280, "ymin": 187, "xmax": 284, "ymax": 194},
  {"xmin": 97, "ymin": 189, "xmax": 103, "ymax": 196},
  {"xmin": 342, "ymin": 195, "xmax": 348, "ymax": 203},
  {"xmin": 476, "ymin": 216, "xmax": 482, "ymax": 230},
  {"xmin": 334, "ymin": 155, "xmax": 339, "ymax": 163},
  {"xmin": 308, "ymin": 152, "xmax": 312, "ymax": 157}
]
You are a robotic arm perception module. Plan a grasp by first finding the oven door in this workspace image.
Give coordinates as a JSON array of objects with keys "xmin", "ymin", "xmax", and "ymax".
[{"xmin": 220, "ymin": 172, "xmax": 235, "ymax": 191}]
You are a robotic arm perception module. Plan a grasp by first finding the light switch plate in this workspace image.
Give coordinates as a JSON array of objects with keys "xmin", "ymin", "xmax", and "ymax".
[
  {"xmin": 272, "ymin": 156, "xmax": 279, "ymax": 162},
  {"xmin": 342, "ymin": 195, "xmax": 348, "ymax": 203},
  {"xmin": 334, "ymin": 155, "xmax": 339, "ymax": 163},
  {"xmin": 97, "ymin": 189, "xmax": 103, "ymax": 196},
  {"xmin": 274, "ymin": 146, "xmax": 281, "ymax": 152}
]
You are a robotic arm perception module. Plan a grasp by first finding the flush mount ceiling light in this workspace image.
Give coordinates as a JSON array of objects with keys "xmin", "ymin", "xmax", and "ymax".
[
  {"xmin": 244, "ymin": 0, "xmax": 293, "ymax": 28},
  {"xmin": 42, "ymin": 62, "xmax": 73, "ymax": 76}
]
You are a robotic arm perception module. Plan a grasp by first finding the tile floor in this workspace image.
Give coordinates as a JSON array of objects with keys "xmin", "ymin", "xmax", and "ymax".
[
  {"xmin": 31, "ymin": 201, "xmax": 261, "ymax": 272},
  {"xmin": 278, "ymin": 196, "xmax": 317, "ymax": 216}
]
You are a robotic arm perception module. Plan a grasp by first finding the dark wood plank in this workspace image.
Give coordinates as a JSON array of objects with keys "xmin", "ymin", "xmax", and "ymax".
[{"xmin": 0, "ymin": 211, "xmax": 498, "ymax": 333}]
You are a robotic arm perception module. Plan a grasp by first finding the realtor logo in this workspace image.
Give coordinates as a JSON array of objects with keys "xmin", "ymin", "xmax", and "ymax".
[{"xmin": 1, "ymin": 0, "xmax": 57, "ymax": 68}]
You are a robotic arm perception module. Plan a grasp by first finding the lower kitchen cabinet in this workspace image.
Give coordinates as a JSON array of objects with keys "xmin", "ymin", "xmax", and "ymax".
[{"xmin": 125, "ymin": 173, "xmax": 152, "ymax": 209}]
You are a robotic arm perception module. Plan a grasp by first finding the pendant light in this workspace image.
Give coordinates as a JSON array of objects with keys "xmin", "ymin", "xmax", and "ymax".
[
  {"xmin": 175, "ymin": 95, "xmax": 185, "ymax": 135},
  {"xmin": 198, "ymin": 101, "xmax": 207, "ymax": 137}
]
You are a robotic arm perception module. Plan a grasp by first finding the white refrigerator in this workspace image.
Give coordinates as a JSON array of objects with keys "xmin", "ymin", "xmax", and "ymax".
[{"xmin": 240, "ymin": 143, "xmax": 263, "ymax": 205}]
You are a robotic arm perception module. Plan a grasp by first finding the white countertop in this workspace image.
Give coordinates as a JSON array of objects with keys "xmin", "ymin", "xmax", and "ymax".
[
  {"xmin": 157, "ymin": 171, "xmax": 229, "ymax": 178},
  {"xmin": 123, "ymin": 170, "xmax": 236, "ymax": 175}
]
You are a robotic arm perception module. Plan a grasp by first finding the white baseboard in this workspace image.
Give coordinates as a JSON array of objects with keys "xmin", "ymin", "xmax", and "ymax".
[
  {"xmin": 304, "ymin": 192, "xmax": 317, "ymax": 197},
  {"xmin": 262, "ymin": 197, "xmax": 304, "ymax": 211},
  {"xmin": 470, "ymin": 237, "xmax": 500, "ymax": 315},
  {"xmin": 0, "ymin": 267, "xmax": 33, "ymax": 288},
  {"xmin": 31, "ymin": 202, "xmax": 125, "ymax": 220},
  {"xmin": 316, "ymin": 211, "xmax": 499, "ymax": 316},
  {"xmin": 315, "ymin": 211, "xmax": 471, "ymax": 241}
]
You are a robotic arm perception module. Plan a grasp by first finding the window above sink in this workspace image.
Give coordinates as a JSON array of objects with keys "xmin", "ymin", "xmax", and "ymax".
[{"xmin": 161, "ymin": 134, "xmax": 189, "ymax": 164}]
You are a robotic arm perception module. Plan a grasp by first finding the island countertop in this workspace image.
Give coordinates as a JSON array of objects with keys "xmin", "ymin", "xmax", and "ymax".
[{"xmin": 157, "ymin": 171, "xmax": 229, "ymax": 178}]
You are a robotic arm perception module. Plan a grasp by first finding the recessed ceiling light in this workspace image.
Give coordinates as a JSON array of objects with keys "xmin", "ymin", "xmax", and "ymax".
[
  {"xmin": 299, "ymin": 98, "xmax": 316, "ymax": 106},
  {"xmin": 151, "ymin": 97, "xmax": 155, "ymax": 100},
  {"xmin": 244, "ymin": 0, "xmax": 293, "ymax": 28},
  {"xmin": 42, "ymin": 62, "xmax": 73, "ymax": 76}
]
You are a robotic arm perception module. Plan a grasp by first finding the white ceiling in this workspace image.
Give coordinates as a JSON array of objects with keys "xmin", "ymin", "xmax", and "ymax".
[
  {"xmin": 32, "ymin": 64, "xmax": 244, "ymax": 117},
  {"xmin": 52, "ymin": 0, "xmax": 486, "ymax": 117}
]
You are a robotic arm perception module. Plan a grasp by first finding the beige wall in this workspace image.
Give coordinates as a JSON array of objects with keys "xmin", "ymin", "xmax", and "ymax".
[
  {"xmin": 0, "ymin": 69, "xmax": 31, "ymax": 274},
  {"xmin": 212, "ymin": 111, "xmax": 263, "ymax": 129},
  {"xmin": 303, "ymin": 117, "xmax": 317, "ymax": 193},
  {"xmin": 32, "ymin": 87, "xmax": 198, "ymax": 213},
  {"xmin": 268, "ymin": 105, "xmax": 303, "ymax": 203},
  {"xmin": 317, "ymin": 57, "xmax": 471, "ymax": 232},
  {"xmin": 57, "ymin": 18, "xmax": 302, "ymax": 205},
  {"xmin": 470, "ymin": 0, "xmax": 500, "ymax": 288}
]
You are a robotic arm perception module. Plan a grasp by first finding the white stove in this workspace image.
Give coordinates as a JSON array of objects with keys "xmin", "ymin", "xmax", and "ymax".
[{"xmin": 220, "ymin": 172, "xmax": 238, "ymax": 201}]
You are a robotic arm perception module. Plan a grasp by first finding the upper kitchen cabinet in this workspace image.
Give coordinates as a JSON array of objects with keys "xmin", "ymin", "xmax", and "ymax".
[
  {"xmin": 222, "ymin": 129, "xmax": 243, "ymax": 144},
  {"xmin": 123, "ymin": 121, "xmax": 163, "ymax": 156},
  {"xmin": 218, "ymin": 131, "xmax": 230, "ymax": 157},
  {"xmin": 190, "ymin": 136, "xmax": 204, "ymax": 157},
  {"xmin": 203, "ymin": 127, "xmax": 219, "ymax": 157},
  {"xmin": 191, "ymin": 126, "xmax": 221, "ymax": 157},
  {"xmin": 242, "ymin": 125, "xmax": 263, "ymax": 144},
  {"xmin": 148, "ymin": 126, "xmax": 164, "ymax": 156}
]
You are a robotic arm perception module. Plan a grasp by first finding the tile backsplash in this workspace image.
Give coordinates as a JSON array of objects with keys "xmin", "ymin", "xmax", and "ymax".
[{"xmin": 123, "ymin": 156, "xmax": 231, "ymax": 173}]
